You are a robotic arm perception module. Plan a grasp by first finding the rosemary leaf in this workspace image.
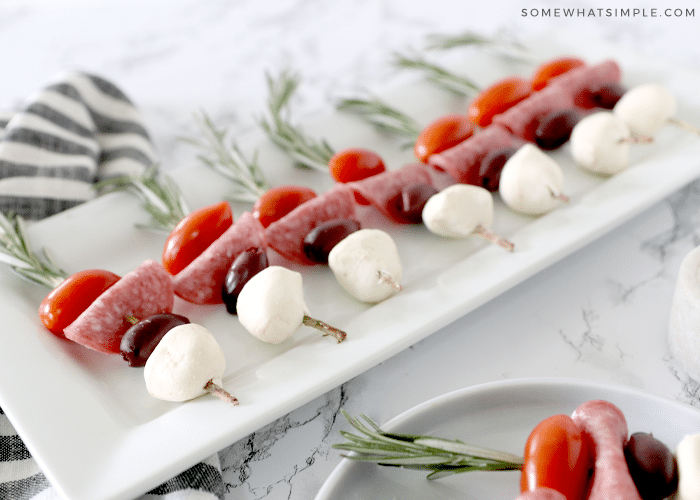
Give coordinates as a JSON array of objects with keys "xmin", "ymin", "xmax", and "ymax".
[
  {"xmin": 259, "ymin": 71, "xmax": 334, "ymax": 172},
  {"xmin": 186, "ymin": 111, "xmax": 269, "ymax": 203},
  {"xmin": 96, "ymin": 164, "xmax": 189, "ymax": 232},
  {"xmin": 425, "ymin": 30, "xmax": 530, "ymax": 62},
  {"xmin": 336, "ymin": 96, "xmax": 421, "ymax": 143},
  {"xmin": 0, "ymin": 212, "xmax": 66, "ymax": 289},
  {"xmin": 334, "ymin": 411, "xmax": 523, "ymax": 479},
  {"xmin": 393, "ymin": 52, "xmax": 480, "ymax": 97},
  {"xmin": 425, "ymin": 31, "xmax": 504, "ymax": 50},
  {"xmin": 414, "ymin": 437, "xmax": 524, "ymax": 463}
]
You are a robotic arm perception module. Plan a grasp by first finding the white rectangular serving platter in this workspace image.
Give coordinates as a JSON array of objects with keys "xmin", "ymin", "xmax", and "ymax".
[{"xmin": 1, "ymin": 32, "xmax": 700, "ymax": 500}]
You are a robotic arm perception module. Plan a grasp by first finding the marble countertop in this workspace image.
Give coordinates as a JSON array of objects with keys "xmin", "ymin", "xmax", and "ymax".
[{"xmin": 2, "ymin": 0, "xmax": 700, "ymax": 498}]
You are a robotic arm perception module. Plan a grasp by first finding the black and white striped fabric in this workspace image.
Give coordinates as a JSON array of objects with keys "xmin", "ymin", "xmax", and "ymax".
[
  {"xmin": 0, "ymin": 73, "xmax": 225, "ymax": 499},
  {"xmin": 0, "ymin": 70, "xmax": 157, "ymax": 220},
  {"xmin": 1, "ymin": 404, "xmax": 225, "ymax": 499}
]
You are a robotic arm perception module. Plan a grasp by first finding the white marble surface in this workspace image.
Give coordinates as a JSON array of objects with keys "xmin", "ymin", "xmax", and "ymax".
[{"xmin": 2, "ymin": 0, "xmax": 700, "ymax": 498}]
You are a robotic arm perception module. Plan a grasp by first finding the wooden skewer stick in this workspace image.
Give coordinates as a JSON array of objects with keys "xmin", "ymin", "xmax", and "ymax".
[{"xmin": 473, "ymin": 225, "xmax": 515, "ymax": 252}]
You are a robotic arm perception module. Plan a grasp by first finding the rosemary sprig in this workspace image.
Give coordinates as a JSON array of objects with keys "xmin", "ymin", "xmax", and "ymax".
[
  {"xmin": 334, "ymin": 410, "xmax": 523, "ymax": 480},
  {"xmin": 426, "ymin": 31, "xmax": 498, "ymax": 50},
  {"xmin": 336, "ymin": 95, "xmax": 422, "ymax": 144},
  {"xmin": 184, "ymin": 111, "xmax": 270, "ymax": 203},
  {"xmin": 425, "ymin": 30, "xmax": 530, "ymax": 62},
  {"xmin": 0, "ymin": 212, "xmax": 66, "ymax": 289},
  {"xmin": 96, "ymin": 164, "xmax": 190, "ymax": 232},
  {"xmin": 259, "ymin": 70, "xmax": 335, "ymax": 172},
  {"xmin": 393, "ymin": 52, "xmax": 481, "ymax": 97}
]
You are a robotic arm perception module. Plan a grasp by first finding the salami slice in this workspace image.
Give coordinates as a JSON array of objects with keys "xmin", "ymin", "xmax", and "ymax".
[
  {"xmin": 571, "ymin": 400, "xmax": 642, "ymax": 500},
  {"xmin": 172, "ymin": 211, "xmax": 267, "ymax": 305},
  {"xmin": 265, "ymin": 183, "xmax": 356, "ymax": 265},
  {"xmin": 347, "ymin": 163, "xmax": 433, "ymax": 222},
  {"xmin": 428, "ymin": 124, "xmax": 524, "ymax": 185},
  {"xmin": 515, "ymin": 488, "xmax": 567, "ymax": 500},
  {"xmin": 494, "ymin": 60, "xmax": 622, "ymax": 142},
  {"xmin": 64, "ymin": 260, "xmax": 174, "ymax": 355}
]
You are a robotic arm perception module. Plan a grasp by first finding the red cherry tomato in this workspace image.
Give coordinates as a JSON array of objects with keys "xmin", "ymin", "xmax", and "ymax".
[
  {"xmin": 467, "ymin": 76, "xmax": 532, "ymax": 127},
  {"xmin": 520, "ymin": 414, "xmax": 593, "ymax": 500},
  {"xmin": 162, "ymin": 201, "xmax": 233, "ymax": 275},
  {"xmin": 39, "ymin": 269, "xmax": 121, "ymax": 338},
  {"xmin": 414, "ymin": 114, "xmax": 475, "ymax": 163},
  {"xmin": 253, "ymin": 185, "xmax": 317, "ymax": 228},
  {"xmin": 531, "ymin": 57, "xmax": 586, "ymax": 91},
  {"xmin": 328, "ymin": 148, "xmax": 386, "ymax": 183}
]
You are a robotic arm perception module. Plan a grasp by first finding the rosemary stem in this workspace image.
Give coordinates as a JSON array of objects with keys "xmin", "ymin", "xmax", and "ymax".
[
  {"xmin": 334, "ymin": 411, "xmax": 523, "ymax": 479},
  {"xmin": 260, "ymin": 71, "xmax": 335, "ymax": 172}
]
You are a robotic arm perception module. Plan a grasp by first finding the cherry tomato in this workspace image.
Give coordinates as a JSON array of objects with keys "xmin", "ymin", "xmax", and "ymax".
[
  {"xmin": 467, "ymin": 76, "xmax": 532, "ymax": 127},
  {"xmin": 253, "ymin": 185, "xmax": 317, "ymax": 228},
  {"xmin": 39, "ymin": 269, "xmax": 121, "ymax": 338},
  {"xmin": 414, "ymin": 114, "xmax": 475, "ymax": 163},
  {"xmin": 329, "ymin": 148, "xmax": 386, "ymax": 183},
  {"xmin": 162, "ymin": 201, "xmax": 233, "ymax": 275},
  {"xmin": 531, "ymin": 57, "xmax": 586, "ymax": 91},
  {"xmin": 520, "ymin": 414, "xmax": 592, "ymax": 500}
]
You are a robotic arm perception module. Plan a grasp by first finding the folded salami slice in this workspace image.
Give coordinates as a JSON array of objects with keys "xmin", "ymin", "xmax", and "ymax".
[
  {"xmin": 494, "ymin": 60, "xmax": 622, "ymax": 142},
  {"xmin": 64, "ymin": 260, "xmax": 174, "ymax": 355},
  {"xmin": 173, "ymin": 211, "xmax": 267, "ymax": 305},
  {"xmin": 571, "ymin": 400, "xmax": 641, "ymax": 500},
  {"xmin": 265, "ymin": 183, "xmax": 356, "ymax": 265},
  {"xmin": 347, "ymin": 163, "xmax": 433, "ymax": 222},
  {"xmin": 428, "ymin": 124, "xmax": 524, "ymax": 185},
  {"xmin": 515, "ymin": 488, "xmax": 567, "ymax": 500}
]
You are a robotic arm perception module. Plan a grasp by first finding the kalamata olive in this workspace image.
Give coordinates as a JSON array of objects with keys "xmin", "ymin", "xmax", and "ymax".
[
  {"xmin": 535, "ymin": 109, "xmax": 581, "ymax": 150},
  {"xmin": 389, "ymin": 183, "xmax": 439, "ymax": 223},
  {"xmin": 120, "ymin": 313, "xmax": 190, "ymax": 367},
  {"xmin": 576, "ymin": 82, "xmax": 627, "ymax": 109},
  {"xmin": 590, "ymin": 82, "xmax": 627, "ymax": 109},
  {"xmin": 303, "ymin": 218, "xmax": 361, "ymax": 264},
  {"xmin": 478, "ymin": 146, "xmax": 518, "ymax": 191},
  {"xmin": 222, "ymin": 247, "xmax": 269, "ymax": 314},
  {"xmin": 624, "ymin": 431, "xmax": 678, "ymax": 499}
]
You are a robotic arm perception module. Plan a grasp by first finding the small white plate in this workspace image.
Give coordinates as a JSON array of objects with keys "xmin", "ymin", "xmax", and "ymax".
[
  {"xmin": 1, "ymin": 33, "xmax": 700, "ymax": 500},
  {"xmin": 315, "ymin": 378, "xmax": 700, "ymax": 499}
]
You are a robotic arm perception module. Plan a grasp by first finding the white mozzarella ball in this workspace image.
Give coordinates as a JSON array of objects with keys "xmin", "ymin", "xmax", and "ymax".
[
  {"xmin": 570, "ymin": 111, "xmax": 631, "ymax": 175},
  {"xmin": 328, "ymin": 229, "xmax": 402, "ymax": 303},
  {"xmin": 237, "ymin": 266, "xmax": 309, "ymax": 344},
  {"xmin": 144, "ymin": 323, "xmax": 226, "ymax": 402},
  {"xmin": 613, "ymin": 83, "xmax": 676, "ymax": 136},
  {"xmin": 675, "ymin": 433, "xmax": 700, "ymax": 500},
  {"xmin": 422, "ymin": 184, "xmax": 494, "ymax": 238},
  {"xmin": 498, "ymin": 143, "xmax": 565, "ymax": 216}
]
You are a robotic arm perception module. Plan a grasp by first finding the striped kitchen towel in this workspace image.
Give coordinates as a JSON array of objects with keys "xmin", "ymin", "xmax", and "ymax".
[
  {"xmin": 0, "ymin": 70, "xmax": 157, "ymax": 220},
  {"xmin": 1, "ymin": 405, "xmax": 225, "ymax": 500}
]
